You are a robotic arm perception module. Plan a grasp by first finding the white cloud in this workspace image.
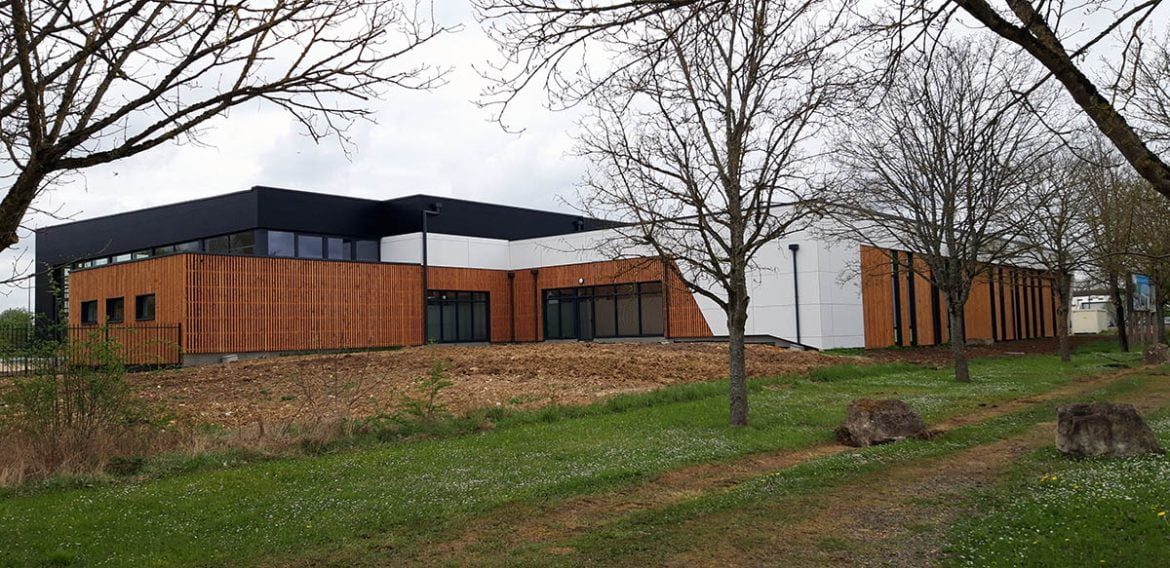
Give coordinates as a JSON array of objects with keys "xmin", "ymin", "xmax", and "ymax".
[{"xmin": 4, "ymin": 4, "xmax": 587, "ymax": 311}]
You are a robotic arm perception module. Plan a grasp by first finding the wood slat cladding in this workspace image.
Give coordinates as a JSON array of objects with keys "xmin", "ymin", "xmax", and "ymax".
[
  {"xmin": 69, "ymin": 253, "xmax": 713, "ymax": 356},
  {"xmin": 860, "ymin": 246, "xmax": 896, "ymax": 349},
  {"xmin": 860, "ymin": 245, "xmax": 1058, "ymax": 348},
  {"xmin": 67, "ymin": 255, "xmax": 187, "ymax": 364},
  {"xmin": 68, "ymin": 255, "xmax": 187, "ymax": 327},
  {"xmin": 183, "ymin": 255, "xmax": 421, "ymax": 354},
  {"xmin": 522, "ymin": 258, "xmax": 712, "ymax": 340},
  {"xmin": 426, "ymin": 267, "xmax": 513, "ymax": 342}
]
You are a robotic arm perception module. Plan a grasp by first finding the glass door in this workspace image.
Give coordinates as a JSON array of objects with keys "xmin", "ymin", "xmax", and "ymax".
[{"xmin": 578, "ymin": 298, "xmax": 594, "ymax": 340}]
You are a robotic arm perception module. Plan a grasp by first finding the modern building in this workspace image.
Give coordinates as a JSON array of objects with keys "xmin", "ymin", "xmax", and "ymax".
[{"xmin": 35, "ymin": 186, "xmax": 1061, "ymax": 364}]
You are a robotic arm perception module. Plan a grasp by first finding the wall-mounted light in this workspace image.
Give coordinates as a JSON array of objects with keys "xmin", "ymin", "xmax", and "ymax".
[{"xmin": 578, "ymin": 277, "xmax": 585, "ymax": 285}]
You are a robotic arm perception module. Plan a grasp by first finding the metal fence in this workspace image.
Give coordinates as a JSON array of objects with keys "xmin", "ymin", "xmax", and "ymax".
[{"xmin": 0, "ymin": 324, "xmax": 182, "ymax": 375}]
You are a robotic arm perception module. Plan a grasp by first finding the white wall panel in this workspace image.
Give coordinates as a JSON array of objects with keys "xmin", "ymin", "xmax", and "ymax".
[{"xmin": 377, "ymin": 214, "xmax": 871, "ymax": 349}]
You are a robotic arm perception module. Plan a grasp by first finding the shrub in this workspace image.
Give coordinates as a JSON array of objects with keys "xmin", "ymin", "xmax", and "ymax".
[
  {"xmin": 397, "ymin": 360, "xmax": 453, "ymax": 421},
  {"xmin": 0, "ymin": 336, "xmax": 161, "ymax": 483}
]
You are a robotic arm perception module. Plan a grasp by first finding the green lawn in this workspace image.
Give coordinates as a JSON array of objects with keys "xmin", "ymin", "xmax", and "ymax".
[
  {"xmin": 0, "ymin": 351, "xmax": 1143, "ymax": 566},
  {"xmin": 943, "ymin": 407, "xmax": 1170, "ymax": 567}
]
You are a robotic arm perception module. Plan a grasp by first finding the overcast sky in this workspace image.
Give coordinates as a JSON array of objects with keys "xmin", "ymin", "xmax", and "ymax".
[{"xmin": 2, "ymin": 3, "xmax": 587, "ymax": 312}]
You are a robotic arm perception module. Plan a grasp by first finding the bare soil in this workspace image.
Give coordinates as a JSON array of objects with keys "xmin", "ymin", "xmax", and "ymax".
[
  {"xmin": 131, "ymin": 342, "xmax": 832, "ymax": 427},
  {"xmin": 861, "ymin": 335, "xmax": 1115, "ymax": 366}
]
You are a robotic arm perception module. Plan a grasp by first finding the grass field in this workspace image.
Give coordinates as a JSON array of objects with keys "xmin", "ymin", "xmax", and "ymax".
[{"xmin": 1, "ymin": 346, "xmax": 1166, "ymax": 567}]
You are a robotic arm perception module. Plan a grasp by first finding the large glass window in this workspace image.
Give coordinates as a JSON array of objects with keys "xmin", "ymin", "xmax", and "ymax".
[
  {"xmin": 355, "ymin": 240, "xmax": 379, "ymax": 262},
  {"xmin": 543, "ymin": 281, "xmax": 665, "ymax": 340},
  {"xmin": 268, "ymin": 231, "xmax": 295, "ymax": 257},
  {"xmin": 327, "ymin": 238, "xmax": 347, "ymax": 260},
  {"xmin": 426, "ymin": 291, "xmax": 490, "ymax": 343},
  {"xmin": 229, "ymin": 231, "xmax": 255, "ymax": 254},
  {"xmin": 175, "ymin": 240, "xmax": 202, "ymax": 253},
  {"xmin": 205, "ymin": 235, "xmax": 231, "ymax": 253},
  {"xmin": 297, "ymin": 235, "xmax": 323, "ymax": 259}
]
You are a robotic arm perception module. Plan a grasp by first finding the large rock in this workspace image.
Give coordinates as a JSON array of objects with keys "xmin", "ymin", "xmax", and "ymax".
[
  {"xmin": 1056, "ymin": 403, "xmax": 1164, "ymax": 458},
  {"xmin": 835, "ymin": 399, "xmax": 926, "ymax": 447},
  {"xmin": 1144, "ymin": 343, "xmax": 1169, "ymax": 365}
]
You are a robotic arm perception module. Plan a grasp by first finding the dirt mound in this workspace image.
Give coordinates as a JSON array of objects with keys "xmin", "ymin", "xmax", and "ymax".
[{"xmin": 132, "ymin": 342, "xmax": 832, "ymax": 427}]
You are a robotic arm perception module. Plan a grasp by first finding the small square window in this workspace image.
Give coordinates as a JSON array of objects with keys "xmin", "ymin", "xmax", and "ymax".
[
  {"xmin": 135, "ymin": 294, "xmax": 156, "ymax": 321},
  {"xmin": 106, "ymin": 297, "xmax": 125, "ymax": 323},
  {"xmin": 80, "ymin": 300, "xmax": 98, "ymax": 325}
]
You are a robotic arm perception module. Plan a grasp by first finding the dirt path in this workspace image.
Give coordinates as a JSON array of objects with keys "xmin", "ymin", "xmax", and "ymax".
[
  {"xmin": 666, "ymin": 369, "xmax": 1170, "ymax": 567},
  {"xmin": 409, "ymin": 366, "xmax": 1152, "ymax": 565}
]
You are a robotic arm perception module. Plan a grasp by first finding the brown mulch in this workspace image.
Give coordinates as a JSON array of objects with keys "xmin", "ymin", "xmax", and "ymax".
[{"xmin": 131, "ymin": 342, "xmax": 832, "ymax": 428}]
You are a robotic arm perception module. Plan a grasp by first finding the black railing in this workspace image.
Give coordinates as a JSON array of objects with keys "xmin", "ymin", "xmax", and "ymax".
[{"xmin": 0, "ymin": 324, "xmax": 182, "ymax": 375}]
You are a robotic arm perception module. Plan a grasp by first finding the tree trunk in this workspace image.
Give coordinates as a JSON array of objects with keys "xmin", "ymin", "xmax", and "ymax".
[
  {"xmin": 1125, "ymin": 274, "xmax": 1138, "ymax": 346},
  {"xmin": 1055, "ymin": 272, "xmax": 1072, "ymax": 363},
  {"xmin": 727, "ymin": 283, "xmax": 750, "ymax": 428},
  {"xmin": 948, "ymin": 303, "xmax": 971, "ymax": 383},
  {"xmin": 1111, "ymin": 275, "xmax": 1129, "ymax": 352},
  {"xmin": 0, "ymin": 163, "xmax": 48, "ymax": 252},
  {"xmin": 1156, "ymin": 280, "xmax": 1167, "ymax": 345}
]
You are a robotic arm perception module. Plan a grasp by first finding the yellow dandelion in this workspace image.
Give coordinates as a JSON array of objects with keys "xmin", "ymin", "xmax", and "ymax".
[{"xmin": 1159, "ymin": 511, "xmax": 1166, "ymax": 518}]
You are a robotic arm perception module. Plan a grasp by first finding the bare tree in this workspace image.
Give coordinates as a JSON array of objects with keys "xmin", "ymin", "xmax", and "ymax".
[
  {"xmin": 824, "ymin": 39, "xmax": 1055, "ymax": 382},
  {"xmin": 880, "ymin": 1, "xmax": 1170, "ymax": 202},
  {"xmin": 1082, "ymin": 147, "xmax": 1142, "ymax": 352},
  {"xmin": 1128, "ymin": 183, "xmax": 1170, "ymax": 344},
  {"xmin": 570, "ymin": 0, "xmax": 855, "ymax": 426},
  {"xmin": 1017, "ymin": 151, "xmax": 1095, "ymax": 362},
  {"xmin": 1, "ymin": 0, "xmax": 450, "ymax": 253},
  {"xmin": 478, "ymin": 0, "xmax": 1170, "ymax": 203}
]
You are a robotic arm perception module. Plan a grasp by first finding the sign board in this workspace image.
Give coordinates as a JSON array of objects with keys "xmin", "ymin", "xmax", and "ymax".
[{"xmin": 1133, "ymin": 274, "xmax": 1154, "ymax": 312}]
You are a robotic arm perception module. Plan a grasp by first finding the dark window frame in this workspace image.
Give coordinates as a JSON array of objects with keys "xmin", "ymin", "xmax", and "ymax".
[
  {"xmin": 426, "ymin": 290, "xmax": 490, "ymax": 343},
  {"xmin": 105, "ymin": 297, "xmax": 125, "ymax": 323},
  {"xmin": 135, "ymin": 294, "xmax": 157, "ymax": 322},
  {"xmin": 80, "ymin": 300, "xmax": 98, "ymax": 325},
  {"xmin": 542, "ymin": 281, "xmax": 665, "ymax": 340}
]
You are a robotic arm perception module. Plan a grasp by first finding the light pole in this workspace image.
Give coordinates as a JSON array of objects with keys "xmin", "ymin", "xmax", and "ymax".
[
  {"xmin": 421, "ymin": 202, "xmax": 442, "ymax": 343},
  {"xmin": 789, "ymin": 243, "xmax": 801, "ymax": 345}
]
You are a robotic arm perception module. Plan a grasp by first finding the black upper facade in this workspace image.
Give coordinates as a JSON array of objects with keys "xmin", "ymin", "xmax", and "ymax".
[{"xmin": 34, "ymin": 186, "xmax": 613, "ymax": 318}]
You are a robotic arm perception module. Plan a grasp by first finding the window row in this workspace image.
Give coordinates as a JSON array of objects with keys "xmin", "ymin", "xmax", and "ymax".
[
  {"xmin": 426, "ymin": 291, "xmax": 489, "ymax": 343},
  {"xmin": 544, "ymin": 281, "xmax": 664, "ymax": 340},
  {"xmin": 266, "ymin": 231, "xmax": 379, "ymax": 261},
  {"xmin": 70, "ymin": 230, "xmax": 380, "ymax": 269},
  {"xmin": 80, "ymin": 294, "xmax": 155, "ymax": 325}
]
